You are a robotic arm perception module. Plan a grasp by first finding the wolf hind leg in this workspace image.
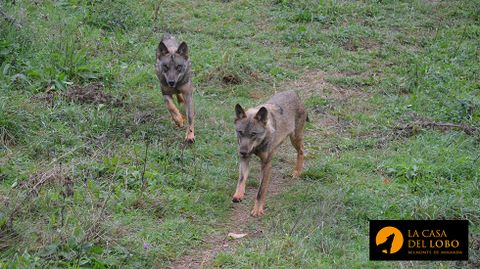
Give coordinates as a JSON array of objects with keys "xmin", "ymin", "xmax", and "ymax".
[
  {"xmin": 290, "ymin": 112, "xmax": 306, "ymax": 178},
  {"xmin": 290, "ymin": 134, "xmax": 304, "ymax": 178}
]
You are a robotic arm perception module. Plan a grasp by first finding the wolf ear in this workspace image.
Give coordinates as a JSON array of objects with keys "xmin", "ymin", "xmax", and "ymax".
[
  {"xmin": 157, "ymin": 41, "xmax": 169, "ymax": 58},
  {"xmin": 235, "ymin": 104, "xmax": 246, "ymax": 120},
  {"xmin": 255, "ymin": 107, "xmax": 268, "ymax": 124},
  {"xmin": 177, "ymin": 42, "xmax": 188, "ymax": 59}
]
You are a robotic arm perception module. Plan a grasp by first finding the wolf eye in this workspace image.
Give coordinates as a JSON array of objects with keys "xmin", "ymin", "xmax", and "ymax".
[
  {"xmin": 176, "ymin": 65, "xmax": 183, "ymax": 71},
  {"xmin": 237, "ymin": 131, "xmax": 243, "ymax": 136},
  {"xmin": 162, "ymin": 64, "xmax": 168, "ymax": 71},
  {"xmin": 250, "ymin": 132, "xmax": 257, "ymax": 138}
]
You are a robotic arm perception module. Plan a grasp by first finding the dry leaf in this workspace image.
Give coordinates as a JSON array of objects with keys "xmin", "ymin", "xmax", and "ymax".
[{"xmin": 227, "ymin": 233, "xmax": 247, "ymax": 240}]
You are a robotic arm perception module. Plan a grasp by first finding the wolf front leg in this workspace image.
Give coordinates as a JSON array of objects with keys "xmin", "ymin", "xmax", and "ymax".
[
  {"xmin": 164, "ymin": 95, "xmax": 184, "ymax": 127},
  {"xmin": 183, "ymin": 91, "xmax": 195, "ymax": 143},
  {"xmin": 251, "ymin": 155, "xmax": 272, "ymax": 217},
  {"xmin": 233, "ymin": 157, "xmax": 250, "ymax": 202}
]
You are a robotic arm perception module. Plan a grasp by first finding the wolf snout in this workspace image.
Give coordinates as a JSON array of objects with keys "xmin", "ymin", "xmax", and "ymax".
[
  {"xmin": 167, "ymin": 80, "xmax": 175, "ymax": 87},
  {"xmin": 239, "ymin": 151, "xmax": 249, "ymax": 158}
]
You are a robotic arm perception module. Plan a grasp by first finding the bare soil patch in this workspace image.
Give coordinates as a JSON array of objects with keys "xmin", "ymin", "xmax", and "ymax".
[
  {"xmin": 341, "ymin": 38, "xmax": 382, "ymax": 52},
  {"xmin": 33, "ymin": 83, "xmax": 125, "ymax": 107},
  {"xmin": 281, "ymin": 70, "xmax": 368, "ymax": 102},
  {"xmin": 65, "ymin": 83, "xmax": 124, "ymax": 106},
  {"xmin": 222, "ymin": 74, "xmax": 242, "ymax": 85}
]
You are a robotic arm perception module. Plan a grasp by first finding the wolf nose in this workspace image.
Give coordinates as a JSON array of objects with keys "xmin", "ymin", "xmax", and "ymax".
[
  {"xmin": 239, "ymin": 151, "xmax": 248, "ymax": 158},
  {"xmin": 167, "ymin": 80, "xmax": 175, "ymax": 87}
]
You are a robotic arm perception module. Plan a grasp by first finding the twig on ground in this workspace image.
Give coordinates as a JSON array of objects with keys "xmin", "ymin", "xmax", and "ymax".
[
  {"xmin": 0, "ymin": 7, "xmax": 22, "ymax": 28},
  {"xmin": 141, "ymin": 139, "xmax": 149, "ymax": 190},
  {"xmin": 5, "ymin": 169, "xmax": 60, "ymax": 227},
  {"xmin": 395, "ymin": 121, "xmax": 478, "ymax": 136},
  {"xmin": 84, "ymin": 192, "xmax": 111, "ymax": 242}
]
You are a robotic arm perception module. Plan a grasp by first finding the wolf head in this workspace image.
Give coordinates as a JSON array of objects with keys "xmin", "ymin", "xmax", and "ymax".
[
  {"xmin": 156, "ymin": 41, "xmax": 189, "ymax": 88},
  {"xmin": 234, "ymin": 104, "xmax": 269, "ymax": 158}
]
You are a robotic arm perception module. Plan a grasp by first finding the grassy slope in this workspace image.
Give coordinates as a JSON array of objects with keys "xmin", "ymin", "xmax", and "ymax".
[{"xmin": 0, "ymin": 0, "xmax": 479, "ymax": 268}]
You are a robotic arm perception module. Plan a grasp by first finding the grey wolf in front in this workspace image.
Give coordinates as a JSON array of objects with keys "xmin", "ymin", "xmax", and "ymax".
[
  {"xmin": 233, "ymin": 91, "xmax": 307, "ymax": 217},
  {"xmin": 155, "ymin": 34, "xmax": 195, "ymax": 143}
]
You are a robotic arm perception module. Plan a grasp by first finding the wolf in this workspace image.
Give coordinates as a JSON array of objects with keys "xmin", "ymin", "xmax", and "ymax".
[
  {"xmin": 232, "ymin": 91, "xmax": 307, "ymax": 217},
  {"xmin": 155, "ymin": 34, "xmax": 195, "ymax": 143}
]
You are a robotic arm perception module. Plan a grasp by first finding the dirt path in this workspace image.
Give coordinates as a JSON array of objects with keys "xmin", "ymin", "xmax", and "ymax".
[{"xmin": 167, "ymin": 158, "xmax": 294, "ymax": 269}]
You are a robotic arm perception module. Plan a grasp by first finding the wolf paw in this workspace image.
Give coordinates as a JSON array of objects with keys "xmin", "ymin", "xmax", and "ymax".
[
  {"xmin": 174, "ymin": 116, "xmax": 185, "ymax": 128},
  {"xmin": 232, "ymin": 195, "xmax": 243, "ymax": 203},
  {"xmin": 184, "ymin": 133, "xmax": 195, "ymax": 144},
  {"xmin": 250, "ymin": 207, "xmax": 264, "ymax": 217},
  {"xmin": 292, "ymin": 170, "xmax": 301, "ymax": 178}
]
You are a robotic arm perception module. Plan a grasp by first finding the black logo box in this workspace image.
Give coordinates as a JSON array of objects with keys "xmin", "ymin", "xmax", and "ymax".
[{"xmin": 370, "ymin": 220, "xmax": 468, "ymax": 260}]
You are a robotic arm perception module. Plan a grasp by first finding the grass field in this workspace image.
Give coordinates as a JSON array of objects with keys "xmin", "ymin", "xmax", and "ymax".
[{"xmin": 1, "ymin": 0, "xmax": 479, "ymax": 268}]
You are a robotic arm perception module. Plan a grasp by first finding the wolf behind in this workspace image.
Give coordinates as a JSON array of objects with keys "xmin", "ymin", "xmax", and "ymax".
[
  {"xmin": 155, "ymin": 34, "xmax": 195, "ymax": 143},
  {"xmin": 233, "ymin": 91, "xmax": 307, "ymax": 217}
]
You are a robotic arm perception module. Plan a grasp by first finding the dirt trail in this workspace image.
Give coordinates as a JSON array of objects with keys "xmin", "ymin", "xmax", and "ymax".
[{"xmin": 168, "ymin": 159, "xmax": 294, "ymax": 269}]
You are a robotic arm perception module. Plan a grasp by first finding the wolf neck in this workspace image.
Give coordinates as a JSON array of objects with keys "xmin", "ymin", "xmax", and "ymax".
[{"xmin": 253, "ymin": 113, "xmax": 276, "ymax": 155}]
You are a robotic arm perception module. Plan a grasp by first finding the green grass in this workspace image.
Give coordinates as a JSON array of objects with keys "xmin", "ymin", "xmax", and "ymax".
[{"xmin": 1, "ymin": 0, "xmax": 479, "ymax": 268}]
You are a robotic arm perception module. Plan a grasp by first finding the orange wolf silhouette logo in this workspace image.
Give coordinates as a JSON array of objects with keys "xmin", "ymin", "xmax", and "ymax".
[{"xmin": 377, "ymin": 233, "xmax": 395, "ymax": 254}]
